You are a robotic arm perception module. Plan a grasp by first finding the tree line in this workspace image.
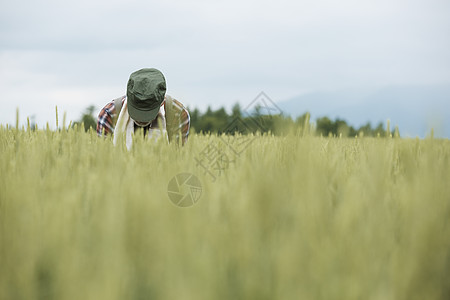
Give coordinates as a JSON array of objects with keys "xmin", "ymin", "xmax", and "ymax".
[
  {"xmin": 187, "ymin": 104, "xmax": 398, "ymax": 137},
  {"xmin": 77, "ymin": 103, "xmax": 398, "ymax": 137}
]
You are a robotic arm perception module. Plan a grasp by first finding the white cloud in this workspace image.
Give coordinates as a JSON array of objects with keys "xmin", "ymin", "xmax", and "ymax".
[{"xmin": 0, "ymin": 0, "xmax": 449, "ymax": 130}]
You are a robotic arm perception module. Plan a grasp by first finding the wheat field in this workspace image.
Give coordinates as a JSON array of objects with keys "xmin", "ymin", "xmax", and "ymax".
[{"xmin": 0, "ymin": 124, "xmax": 449, "ymax": 300}]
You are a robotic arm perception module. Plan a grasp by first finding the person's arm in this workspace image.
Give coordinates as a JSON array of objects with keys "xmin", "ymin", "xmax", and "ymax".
[
  {"xmin": 178, "ymin": 102, "xmax": 190, "ymax": 145},
  {"xmin": 165, "ymin": 97, "xmax": 190, "ymax": 145},
  {"xmin": 96, "ymin": 101, "xmax": 116, "ymax": 136}
]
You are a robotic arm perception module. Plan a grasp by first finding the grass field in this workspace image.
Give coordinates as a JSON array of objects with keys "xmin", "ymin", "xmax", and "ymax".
[{"xmin": 1, "ymin": 125, "xmax": 449, "ymax": 300}]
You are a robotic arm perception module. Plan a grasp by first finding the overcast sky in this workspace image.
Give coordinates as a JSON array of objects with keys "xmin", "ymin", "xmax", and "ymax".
[{"xmin": 1, "ymin": 0, "xmax": 449, "ymax": 129}]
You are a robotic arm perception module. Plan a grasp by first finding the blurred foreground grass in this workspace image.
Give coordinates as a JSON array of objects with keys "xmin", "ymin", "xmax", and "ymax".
[{"xmin": 0, "ymin": 126, "xmax": 449, "ymax": 300}]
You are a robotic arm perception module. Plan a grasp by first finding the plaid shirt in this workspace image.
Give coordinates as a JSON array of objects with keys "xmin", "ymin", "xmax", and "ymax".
[{"xmin": 97, "ymin": 95, "xmax": 190, "ymax": 145}]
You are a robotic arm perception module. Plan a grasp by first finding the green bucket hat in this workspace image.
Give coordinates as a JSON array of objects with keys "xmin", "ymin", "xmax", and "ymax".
[{"xmin": 127, "ymin": 68, "xmax": 166, "ymax": 123}]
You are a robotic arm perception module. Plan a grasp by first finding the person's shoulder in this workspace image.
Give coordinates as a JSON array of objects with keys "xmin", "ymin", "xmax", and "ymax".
[
  {"xmin": 103, "ymin": 95, "xmax": 126, "ymax": 114},
  {"xmin": 165, "ymin": 94, "xmax": 187, "ymax": 111}
]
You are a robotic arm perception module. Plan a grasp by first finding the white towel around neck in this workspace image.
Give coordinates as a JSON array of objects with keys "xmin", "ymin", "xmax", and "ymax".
[{"xmin": 113, "ymin": 98, "xmax": 168, "ymax": 150}]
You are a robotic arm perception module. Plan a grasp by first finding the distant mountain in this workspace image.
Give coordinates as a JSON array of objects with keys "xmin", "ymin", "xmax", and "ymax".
[{"xmin": 276, "ymin": 85, "xmax": 450, "ymax": 138}]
